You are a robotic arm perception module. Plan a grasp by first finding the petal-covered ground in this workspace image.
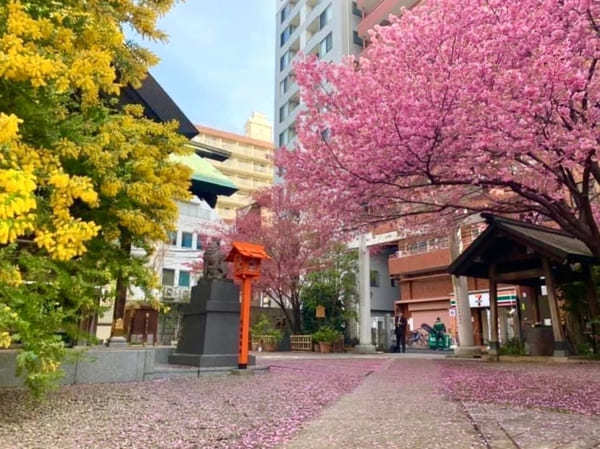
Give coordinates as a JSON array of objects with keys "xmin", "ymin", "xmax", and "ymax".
[
  {"xmin": 439, "ymin": 361, "xmax": 600, "ymax": 415},
  {"xmin": 0, "ymin": 358, "xmax": 384, "ymax": 449}
]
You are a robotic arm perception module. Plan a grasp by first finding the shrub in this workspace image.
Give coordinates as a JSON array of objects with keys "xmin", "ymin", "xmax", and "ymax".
[
  {"xmin": 251, "ymin": 314, "xmax": 283, "ymax": 343},
  {"xmin": 313, "ymin": 326, "xmax": 342, "ymax": 344},
  {"xmin": 499, "ymin": 338, "xmax": 526, "ymax": 356}
]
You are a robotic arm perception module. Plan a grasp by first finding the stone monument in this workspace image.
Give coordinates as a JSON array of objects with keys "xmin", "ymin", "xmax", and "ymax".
[{"xmin": 168, "ymin": 240, "xmax": 255, "ymax": 368}]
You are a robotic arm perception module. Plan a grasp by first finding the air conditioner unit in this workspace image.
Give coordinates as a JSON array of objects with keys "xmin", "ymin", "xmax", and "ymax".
[{"xmin": 162, "ymin": 286, "xmax": 176, "ymax": 301}]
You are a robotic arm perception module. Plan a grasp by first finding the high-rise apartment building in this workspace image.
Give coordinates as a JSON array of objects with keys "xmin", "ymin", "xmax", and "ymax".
[
  {"xmin": 356, "ymin": 0, "xmax": 421, "ymax": 39},
  {"xmin": 194, "ymin": 113, "xmax": 275, "ymax": 223},
  {"xmin": 274, "ymin": 0, "xmax": 365, "ymax": 149}
]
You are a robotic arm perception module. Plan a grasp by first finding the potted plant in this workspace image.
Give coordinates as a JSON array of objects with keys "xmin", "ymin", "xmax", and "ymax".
[
  {"xmin": 313, "ymin": 326, "xmax": 342, "ymax": 353},
  {"xmin": 262, "ymin": 328, "xmax": 283, "ymax": 352}
]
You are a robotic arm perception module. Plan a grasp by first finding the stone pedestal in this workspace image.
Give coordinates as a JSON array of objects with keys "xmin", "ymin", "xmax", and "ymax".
[
  {"xmin": 454, "ymin": 345, "xmax": 482, "ymax": 357},
  {"xmin": 355, "ymin": 344, "xmax": 377, "ymax": 354},
  {"xmin": 168, "ymin": 279, "xmax": 255, "ymax": 368},
  {"xmin": 108, "ymin": 335, "xmax": 128, "ymax": 347}
]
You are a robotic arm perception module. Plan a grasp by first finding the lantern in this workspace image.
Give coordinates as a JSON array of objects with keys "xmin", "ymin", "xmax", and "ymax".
[{"xmin": 226, "ymin": 242, "xmax": 269, "ymax": 368}]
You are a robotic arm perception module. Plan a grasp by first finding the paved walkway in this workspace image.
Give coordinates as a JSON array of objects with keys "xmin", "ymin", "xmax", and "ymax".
[
  {"xmin": 279, "ymin": 358, "xmax": 600, "ymax": 449},
  {"xmin": 281, "ymin": 358, "xmax": 485, "ymax": 449}
]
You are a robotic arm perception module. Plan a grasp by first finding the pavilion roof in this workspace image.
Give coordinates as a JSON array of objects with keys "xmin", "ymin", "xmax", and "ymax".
[{"xmin": 448, "ymin": 214, "xmax": 596, "ymax": 281}]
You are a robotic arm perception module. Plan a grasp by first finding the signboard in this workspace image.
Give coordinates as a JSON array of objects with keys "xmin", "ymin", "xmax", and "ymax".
[
  {"xmin": 468, "ymin": 292, "xmax": 517, "ymax": 308},
  {"xmin": 315, "ymin": 305, "xmax": 326, "ymax": 318},
  {"xmin": 469, "ymin": 292, "xmax": 490, "ymax": 308},
  {"xmin": 449, "ymin": 308, "xmax": 456, "ymax": 317}
]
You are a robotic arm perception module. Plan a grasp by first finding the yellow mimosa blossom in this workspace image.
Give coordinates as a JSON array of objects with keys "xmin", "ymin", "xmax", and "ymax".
[{"xmin": 0, "ymin": 331, "xmax": 11, "ymax": 349}]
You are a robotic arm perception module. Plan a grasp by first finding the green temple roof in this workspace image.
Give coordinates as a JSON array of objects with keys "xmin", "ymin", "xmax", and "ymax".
[{"xmin": 172, "ymin": 153, "xmax": 237, "ymax": 198}]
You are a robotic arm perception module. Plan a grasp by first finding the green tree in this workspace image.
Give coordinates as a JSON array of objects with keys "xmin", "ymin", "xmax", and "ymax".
[
  {"xmin": 0, "ymin": 0, "xmax": 188, "ymax": 395},
  {"xmin": 301, "ymin": 246, "xmax": 358, "ymax": 335}
]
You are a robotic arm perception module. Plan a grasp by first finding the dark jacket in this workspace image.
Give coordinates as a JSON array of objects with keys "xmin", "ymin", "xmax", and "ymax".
[{"xmin": 395, "ymin": 317, "xmax": 407, "ymax": 336}]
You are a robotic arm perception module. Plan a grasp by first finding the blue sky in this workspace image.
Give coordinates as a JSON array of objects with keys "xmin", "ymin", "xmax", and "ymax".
[{"xmin": 132, "ymin": 1, "xmax": 276, "ymax": 136}]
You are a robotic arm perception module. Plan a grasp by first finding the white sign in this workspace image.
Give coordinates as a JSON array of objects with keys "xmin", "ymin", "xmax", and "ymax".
[
  {"xmin": 469, "ymin": 292, "xmax": 490, "ymax": 308},
  {"xmin": 449, "ymin": 308, "xmax": 456, "ymax": 317}
]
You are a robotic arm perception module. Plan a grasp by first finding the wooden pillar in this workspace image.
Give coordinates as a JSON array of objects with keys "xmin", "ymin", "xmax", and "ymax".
[
  {"xmin": 585, "ymin": 265, "xmax": 599, "ymax": 355},
  {"xmin": 513, "ymin": 295, "xmax": 522, "ymax": 342},
  {"xmin": 489, "ymin": 264, "xmax": 499, "ymax": 360},
  {"xmin": 542, "ymin": 258, "xmax": 566, "ymax": 356},
  {"xmin": 238, "ymin": 276, "xmax": 252, "ymax": 369},
  {"xmin": 585, "ymin": 264, "xmax": 599, "ymax": 318},
  {"xmin": 532, "ymin": 287, "xmax": 541, "ymax": 323}
]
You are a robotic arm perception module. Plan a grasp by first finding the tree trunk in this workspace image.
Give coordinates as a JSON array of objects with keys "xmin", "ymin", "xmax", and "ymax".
[{"xmin": 112, "ymin": 231, "xmax": 132, "ymax": 337}]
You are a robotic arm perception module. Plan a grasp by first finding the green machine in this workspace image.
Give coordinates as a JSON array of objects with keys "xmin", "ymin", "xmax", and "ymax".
[{"xmin": 424, "ymin": 323, "xmax": 451, "ymax": 350}]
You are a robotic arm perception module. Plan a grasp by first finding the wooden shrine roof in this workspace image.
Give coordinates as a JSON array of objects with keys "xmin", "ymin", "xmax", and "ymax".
[{"xmin": 448, "ymin": 214, "xmax": 596, "ymax": 282}]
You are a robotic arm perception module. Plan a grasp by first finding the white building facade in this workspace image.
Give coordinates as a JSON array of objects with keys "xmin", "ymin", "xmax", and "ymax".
[{"xmin": 274, "ymin": 0, "xmax": 364, "ymax": 149}]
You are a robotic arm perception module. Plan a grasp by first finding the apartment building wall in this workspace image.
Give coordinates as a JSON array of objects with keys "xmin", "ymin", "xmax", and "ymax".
[
  {"xmin": 370, "ymin": 250, "xmax": 398, "ymax": 313},
  {"xmin": 274, "ymin": 0, "xmax": 364, "ymax": 149},
  {"xmin": 193, "ymin": 114, "xmax": 275, "ymax": 222}
]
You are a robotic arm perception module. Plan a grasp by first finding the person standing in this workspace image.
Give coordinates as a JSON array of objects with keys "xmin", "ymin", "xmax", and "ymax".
[
  {"xmin": 433, "ymin": 317, "xmax": 446, "ymax": 350},
  {"xmin": 395, "ymin": 312, "xmax": 408, "ymax": 353}
]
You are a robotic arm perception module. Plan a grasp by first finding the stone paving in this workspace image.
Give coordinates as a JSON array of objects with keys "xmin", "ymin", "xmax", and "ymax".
[
  {"xmin": 281, "ymin": 357, "xmax": 600, "ymax": 449},
  {"xmin": 464, "ymin": 402, "xmax": 600, "ymax": 449},
  {"xmin": 281, "ymin": 358, "xmax": 486, "ymax": 449}
]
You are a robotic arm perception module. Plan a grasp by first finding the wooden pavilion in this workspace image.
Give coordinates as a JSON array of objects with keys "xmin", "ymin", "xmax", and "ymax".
[{"xmin": 448, "ymin": 214, "xmax": 598, "ymax": 357}]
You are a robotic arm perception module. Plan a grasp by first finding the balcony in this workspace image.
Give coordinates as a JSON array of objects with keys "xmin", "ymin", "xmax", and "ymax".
[
  {"xmin": 357, "ymin": 0, "xmax": 384, "ymax": 14},
  {"xmin": 357, "ymin": 0, "xmax": 421, "ymax": 37},
  {"xmin": 388, "ymin": 248, "xmax": 451, "ymax": 276}
]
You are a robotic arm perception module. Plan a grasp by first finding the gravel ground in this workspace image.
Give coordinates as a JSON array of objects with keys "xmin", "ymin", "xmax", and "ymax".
[
  {"xmin": 439, "ymin": 360, "xmax": 600, "ymax": 415},
  {"xmin": 0, "ymin": 358, "xmax": 384, "ymax": 449}
]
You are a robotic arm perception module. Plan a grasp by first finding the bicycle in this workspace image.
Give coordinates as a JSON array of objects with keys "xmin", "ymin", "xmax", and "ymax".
[{"xmin": 407, "ymin": 328, "xmax": 429, "ymax": 348}]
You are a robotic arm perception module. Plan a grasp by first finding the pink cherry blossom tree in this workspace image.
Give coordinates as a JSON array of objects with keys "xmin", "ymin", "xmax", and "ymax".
[
  {"xmin": 279, "ymin": 0, "xmax": 600, "ymax": 255},
  {"xmin": 224, "ymin": 185, "xmax": 343, "ymax": 333}
]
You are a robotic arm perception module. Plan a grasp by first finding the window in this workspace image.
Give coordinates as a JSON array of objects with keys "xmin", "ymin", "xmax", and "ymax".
[
  {"xmin": 352, "ymin": 1, "xmax": 362, "ymax": 17},
  {"xmin": 181, "ymin": 232, "xmax": 193, "ymax": 248},
  {"xmin": 280, "ymin": 24, "xmax": 296, "ymax": 47},
  {"xmin": 279, "ymin": 131, "xmax": 286, "ymax": 147},
  {"xmin": 391, "ymin": 278, "xmax": 398, "ymax": 288},
  {"xmin": 353, "ymin": 31, "xmax": 363, "ymax": 47},
  {"xmin": 280, "ymin": 77, "xmax": 288, "ymax": 95},
  {"xmin": 280, "ymin": 54, "xmax": 286, "ymax": 71},
  {"xmin": 287, "ymin": 125, "xmax": 297, "ymax": 142},
  {"xmin": 319, "ymin": 4, "xmax": 332, "ymax": 30},
  {"xmin": 195, "ymin": 237, "xmax": 202, "ymax": 250},
  {"xmin": 321, "ymin": 128, "xmax": 331, "ymax": 141},
  {"xmin": 178, "ymin": 270, "xmax": 190, "ymax": 287},
  {"xmin": 281, "ymin": 3, "xmax": 293, "ymax": 23},
  {"xmin": 279, "ymin": 104, "xmax": 287, "ymax": 123},
  {"xmin": 167, "ymin": 231, "xmax": 177, "ymax": 246},
  {"xmin": 370, "ymin": 270, "xmax": 380, "ymax": 287},
  {"xmin": 319, "ymin": 32, "xmax": 333, "ymax": 57},
  {"xmin": 280, "ymin": 51, "xmax": 295, "ymax": 71},
  {"xmin": 162, "ymin": 269, "xmax": 175, "ymax": 286},
  {"xmin": 280, "ymin": 74, "xmax": 295, "ymax": 95}
]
